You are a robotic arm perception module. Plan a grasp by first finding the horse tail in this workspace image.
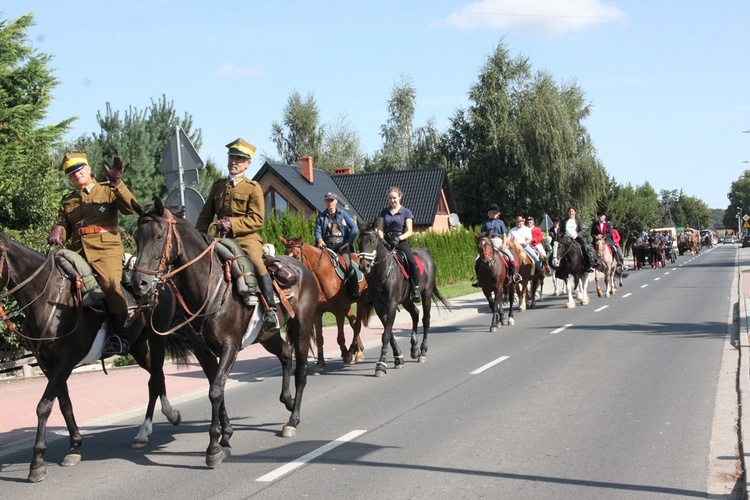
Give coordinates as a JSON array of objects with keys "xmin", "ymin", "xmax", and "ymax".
[
  {"xmin": 431, "ymin": 286, "xmax": 453, "ymax": 311},
  {"xmin": 359, "ymin": 300, "xmax": 375, "ymax": 328},
  {"xmin": 166, "ymin": 332, "xmax": 194, "ymax": 367}
]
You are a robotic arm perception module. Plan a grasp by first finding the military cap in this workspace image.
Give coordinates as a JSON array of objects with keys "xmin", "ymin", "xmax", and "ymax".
[
  {"xmin": 226, "ymin": 138, "xmax": 256, "ymax": 159},
  {"xmin": 60, "ymin": 153, "xmax": 89, "ymax": 175}
]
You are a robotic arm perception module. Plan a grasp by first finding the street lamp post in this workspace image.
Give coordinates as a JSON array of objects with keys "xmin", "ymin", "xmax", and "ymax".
[{"xmin": 737, "ymin": 207, "xmax": 742, "ymax": 237}]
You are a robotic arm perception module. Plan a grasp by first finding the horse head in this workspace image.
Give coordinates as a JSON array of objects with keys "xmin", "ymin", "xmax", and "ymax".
[
  {"xmin": 281, "ymin": 235, "xmax": 305, "ymax": 261},
  {"xmin": 475, "ymin": 232, "xmax": 495, "ymax": 265},
  {"xmin": 131, "ymin": 197, "xmax": 185, "ymax": 298},
  {"xmin": 357, "ymin": 221, "xmax": 389, "ymax": 275}
]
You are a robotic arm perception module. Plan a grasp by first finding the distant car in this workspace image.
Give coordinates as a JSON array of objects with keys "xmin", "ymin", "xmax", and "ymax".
[
  {"xmin": 724, "ymin": 236, "xmax": 735, "ymax": 244},
  {"xmin": 743, "ymin": 235, "xmax": 750, "ymax": 248}
]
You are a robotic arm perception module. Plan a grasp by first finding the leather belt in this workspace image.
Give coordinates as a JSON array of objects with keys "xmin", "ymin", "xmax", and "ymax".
[{"xmin": 77, "ymin": 225, "xmax": 119, "ymax": 235}]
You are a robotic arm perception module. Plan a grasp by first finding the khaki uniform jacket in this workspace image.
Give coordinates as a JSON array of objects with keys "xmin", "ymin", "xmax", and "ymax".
[
  {"xmin": 195, "ymin": 175, "xmax": 267, "ymax": 273},
  {"xmin": 55, "ymin": 181, "xmax": 137, "ymax": 263}
]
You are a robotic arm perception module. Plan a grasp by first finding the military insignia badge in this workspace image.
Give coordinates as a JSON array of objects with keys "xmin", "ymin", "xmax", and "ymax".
[{"xmin": 99, "ymin": 206, "xmax": 106, "ymax": 213}]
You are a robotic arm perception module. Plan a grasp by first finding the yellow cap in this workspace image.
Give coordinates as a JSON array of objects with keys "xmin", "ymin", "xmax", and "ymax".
[
  {"xmin": 60, "ymin": 153, "xmax": 89, "ymax": 175},
  {"xmin": 225, "ymin": 138, "xmax": 256, "ymax": 159}
]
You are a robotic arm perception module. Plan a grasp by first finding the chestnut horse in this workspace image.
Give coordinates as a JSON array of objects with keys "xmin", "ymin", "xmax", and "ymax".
[
  {"xmin": 130, "ymin": 199, "xmax": 318, "ymax": 468},
  {"xmin": 506, "ymin": 239, "xmax": 544, "ymax": 311},
  {"xmin": 475, "ymin": 233, "xmax": 515, "ymax": 331},
  {"xmin": 0, "ymin": 232, "xmax": 185, "ymax": 482},
  {"xmin": 281, "ymin": 235, "xmax": 367, "ymax": 374}
]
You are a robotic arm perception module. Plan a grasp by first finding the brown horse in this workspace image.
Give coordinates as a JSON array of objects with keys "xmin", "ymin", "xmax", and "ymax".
[
  {"xmin": 0, "ymin": 232, "xmax": 186, "ymax": 482},
  {"xmin": 593, "ymin": 236, "xmax": 619, "ymax": 297},
  {"xmin": 475, "ymin": 233, "xmax": 515, "ymax": 331},
  {"xmin": 506, "ymin": 239, "xmax": 544, "ymax": 311},
  {"xmin": 280, "ymin": 235, "xmax": 367, "ymax": 374},
  {"xmin": 131, "ymin": 198, "xmax": 318, "ymax": 468}
]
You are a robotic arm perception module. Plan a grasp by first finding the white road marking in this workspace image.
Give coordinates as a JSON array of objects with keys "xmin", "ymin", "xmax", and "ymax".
[
  {"xmin": 470, "ymin": 355, "xmax": 511, "ymax": 375},
  {"xmin": 257, "ymin": 430, "xmax": 367, "ymax": 482},
  {"xmin": 622, "ymin": 293, "xmax": 632, "ymax": 298},
  {"xmin": 595, "ymin": 305, "xmax": 609, "ymax": 312},
  {"xmin": 551, "ymin": 324, "xmax": 574, "ymax": 334},
  {"xmin": 640, "ymin": 284, "xmax": 649, "ymax": 288},
  {"xmin": 654, "ymin": 277, "xmax": 661, "ymax": 281}
]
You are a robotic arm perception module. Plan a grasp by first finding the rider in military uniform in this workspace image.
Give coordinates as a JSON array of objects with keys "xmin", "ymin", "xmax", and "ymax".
[
  {"xmin": 47, "ymin": 153, "xmax": 137, "ymax": 356},
  {"xmin": 195, "ymin": 138, "xmax": 279, "ymax": 331}
]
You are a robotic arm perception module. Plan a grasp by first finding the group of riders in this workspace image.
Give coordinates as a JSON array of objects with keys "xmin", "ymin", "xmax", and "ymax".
[
  {"xmin": 476, "ymin": 204, "xmax": 626, "ymax": 286},
  {"xmin": 46, "ymin": 139, "xmax": 424, "ymax": 360}
]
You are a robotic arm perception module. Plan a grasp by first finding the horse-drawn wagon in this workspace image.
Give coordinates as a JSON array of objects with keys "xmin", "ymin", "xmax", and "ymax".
[{"xmin": 651, "ymin": 227, "xmax": 677, "ymax": 265}]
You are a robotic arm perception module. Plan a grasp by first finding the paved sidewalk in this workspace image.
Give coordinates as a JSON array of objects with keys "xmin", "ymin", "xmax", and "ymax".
[{"xmin": 0, "ymin": 289, "xmax": 492, "ymax": 453}]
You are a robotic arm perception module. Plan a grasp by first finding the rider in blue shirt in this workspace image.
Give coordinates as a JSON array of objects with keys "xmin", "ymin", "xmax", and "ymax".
[
  {"xmin": 314, "ymin": 191, "xmax": 360, "ymax": 301},
  {"xmin": 377, "ymin": 186, "xmax": 421, "ymax": 303},
  {"xmin": 478, "ymin": 204, "xmax": 521, "ymax": 283}
]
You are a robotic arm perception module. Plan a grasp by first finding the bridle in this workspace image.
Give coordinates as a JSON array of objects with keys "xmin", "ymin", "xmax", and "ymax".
[
  {"xmin": 284, "ymin": 241, "xmax": 325, "ymax": 272},
  {"xmin": 477, "ymin": 237, "xmax": 496, "ymax": 265},
  {"xmin": 133, "ymin": 208, "xmax": 225, "ymax": 335},
  {"xmin": 357, "ymin": 230, "xmax": 393, "ymax": 268},
  {"xmin": 0, "ymin": 242, "xmax": 80, "ymax": 342}
]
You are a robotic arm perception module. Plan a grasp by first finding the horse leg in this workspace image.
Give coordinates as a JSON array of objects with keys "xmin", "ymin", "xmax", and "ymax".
[
  {"xmin": 28, "ymin": 365, "xmax": 74, "ymax": 483},
  {"xmin": 280, "ymin": 316, "xmax": 312, "ymax": 438},
  {"xmin": 56, "ymin": 383, "xmax": 83, "ymax": 468},
  {"xmin": 345, "ymin": 306, "xmax": 364, "ymax": 363},
  {"xmin": 490, "ymin": 292, "xmax": 500, "ymax": 332},
  {"xmin": 505, "ymin": 284, "xmax": 515, "ymax": 326},
  {"xmin": 403, "ymin": 300, "xmax": 422, "ymax": 361},
  {"xmin": 580, "ymin": 274, "xmax": 591, "ymax": 305},
  {"xmin": 375, "ymin": 305, "xmax": 399, "ymax": 377},
  {"xmin": 190, "ymin": 340, "xmax": 233, "ymax": 450},
  {"xmin": 205, "ymin": 342, "xmax": 239, "ymax": 468},
  {"xmin": 566, "ymin": 275, "xmax": 576, "ymax": 309},
  {"xmin": 313, "ymin": 315, "xmax": 325, "ymax": 375},
  {"xmin": 595, "ymin": 270, "xmax": 603, "ymax": 297},
  {"xmin": 336, "ymin": 312, "xmax": 350, "ymax": 365}
]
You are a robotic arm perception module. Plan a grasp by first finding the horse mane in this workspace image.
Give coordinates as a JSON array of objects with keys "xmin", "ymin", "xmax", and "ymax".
[{"xmin": 506, "ymin": 239, "xmax": 532, "ymax": 265}]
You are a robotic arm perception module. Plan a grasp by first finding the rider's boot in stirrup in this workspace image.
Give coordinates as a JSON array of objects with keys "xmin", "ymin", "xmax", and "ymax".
[
  {"xmin": 508, "ymin": 261, "xmax": 522, "ymax": 284},
  {"xmin": 103, "ymin": 312, "xmax": 130, "ymax": 356},
  {"xmin": 408, "ymin": 263, "xmax": 421, "ymax": 303},
  {"xmin": 346, "ymin": 266, "xmax": 360, "ymax": 302},
  {"xmin": 258, "ymin": 273, "xmax": 280, "ymax": 331}
]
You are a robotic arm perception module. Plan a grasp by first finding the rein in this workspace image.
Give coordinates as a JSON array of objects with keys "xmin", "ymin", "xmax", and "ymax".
[
  {"xmin": 134, "ymin": 210, "xmax": 225, "ymax": 336},
  {"xmin": 0, "ymin": 245, "xmax": 83, "ymax": 342}
]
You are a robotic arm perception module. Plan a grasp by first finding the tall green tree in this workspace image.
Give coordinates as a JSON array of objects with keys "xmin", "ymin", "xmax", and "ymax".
[
  {"xmin": 723, "ymin": 170, "xmax": 750, "ymax": 231},
  {"xmin": 0, "ymin": 13, "xmax": 73, "ymax": 247},
  {"xmin": 319, "ymin": 113, "xmax": 365, "ymax": 173},
  {"xmin": 444, "ymin": 41, "xmax": 606, "ymax": 226},
  {"xmin": 375, "ymin": 74, "xmax": 416, "ymax": 171},
  {"xmin": 270, "ymin": 90, "xmax": 322, "ymax": 165}
]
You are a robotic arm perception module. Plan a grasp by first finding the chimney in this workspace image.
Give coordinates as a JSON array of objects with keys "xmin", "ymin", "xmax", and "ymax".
[
  {"xmin": 300, "ymin": 156, "xmax": 313, "ymax": 184},
  {"xmin": 334, "ymin": 166, "xmax": 353, "ymax": 176}
]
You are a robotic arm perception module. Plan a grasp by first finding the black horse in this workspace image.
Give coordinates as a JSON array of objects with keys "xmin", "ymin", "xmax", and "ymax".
[
  {"xmin": 0, "ymin": 232, "xmax": 185, "ymax": 483},
  {"xmin": 550, "ymin": 235, "xmax": 591, "ymax": 308},
  {"xmin": 475, "ymin": 233, "xmax": 514, "ymax": 331},
  {"xmin": 130, "ymin": 198, "xmax": 318, "ymax": 467},
  {"xmin": 357, "ymin": 222, "xmax": 451, "ymax": 377}
]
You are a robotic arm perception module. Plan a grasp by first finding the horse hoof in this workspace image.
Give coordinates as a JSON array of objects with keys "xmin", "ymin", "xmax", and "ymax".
[
  {"xmin": 282, "ymin": 425, "xmax": 298, "ymax": 438},
  {"xmin": 313, "ymin": 367, "xmax": 323, "ymax": 376},
  {"xmin": 343, "ymin": 354, "xmax": 353, "ymax": 365},
  {"xmin": 27, "ymin": 465, "xmax": 48, "ymax": 483},
  {"xmin": 60, "ymin": 453, "xmax": 81, "ymax": 467},
  {"xmin": 132, "ymin": 438, "xmax": 149, "ymax": 449},
  {"xmin": 507, "ymin": 318, "xmax": 515, "ymax": 326},
  {"xmin": 410, "ymin": 350, "xmax": 419, "ymax": 360},
  {"xmin": 566, "ymin": 302, "xmax": 575, "ymax": 309},
  {"xmin": 355, "ymin": 353, "xmax": 365, "ymax": 363},
  {"xmin": 418, "ymin": 355, "xmax": 427, "ymax": 363},
  {"xmin": 170, "ymin": 413, "xmax": 182, "ymax": 426},
  {"xmin": 490, "ymin": 326, "xmax": 498, "ymax": 332},
  {"xmin": 223, "ymin": 445, "xmax": 233, "ymax": 457},
  {"xmin": 206, "ymin": 449, "xmax": 225, "ymax": 468},
  {"xmin": 375, "ymin": 364, "xmax": 387, "ymax": 377}
]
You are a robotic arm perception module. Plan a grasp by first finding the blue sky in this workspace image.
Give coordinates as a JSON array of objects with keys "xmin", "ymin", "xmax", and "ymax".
[{"xmin": 4, "ymin": 0, "xmax": 749, "ymax": 210}]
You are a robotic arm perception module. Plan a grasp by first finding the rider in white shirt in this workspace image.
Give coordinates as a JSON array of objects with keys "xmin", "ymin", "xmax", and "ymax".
[{"xmin": 508, "ymin": 216, "xmax": 543, "ymax": 275}]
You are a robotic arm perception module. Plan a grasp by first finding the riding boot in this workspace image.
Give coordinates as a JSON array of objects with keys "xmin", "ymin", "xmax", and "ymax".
[
  {"xmin": 103, "ymin": 312, "xmax": 130, "ymax": 356},
  {"xmin": 408, "ymin": 263, "xmax": 421, "ymax": 303},
  {"xmin": 258, "ymin": 273, "xmax": 280, "ymax": 332},
  {"xmin": 508, "ymin": 260, "xmax": 522, "ymax": 284},
  {"xmin": 345, "ymin": 266, "xmax": 360, "ymax": 302}
]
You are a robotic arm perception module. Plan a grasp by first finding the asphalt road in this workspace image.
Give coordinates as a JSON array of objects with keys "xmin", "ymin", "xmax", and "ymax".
[{"xmin": 0, "ymin": 244, "xmax": 741, "ymax": 498}]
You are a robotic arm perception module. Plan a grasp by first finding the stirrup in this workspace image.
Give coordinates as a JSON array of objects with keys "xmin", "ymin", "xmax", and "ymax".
[
  {"xmin": 263, "ymin": 310, "xmax": 280, "ymax": 331},
  {"xmin": 102, "ymin": 335, "xmax": 129, "ymax": 356},
  {"xmin": 512, "ymin": 273, "xmax": 522, "ymax": 284},
  {"xmin": 410, "ymin": 288, "xmax": 421, "ymax": 303}
]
